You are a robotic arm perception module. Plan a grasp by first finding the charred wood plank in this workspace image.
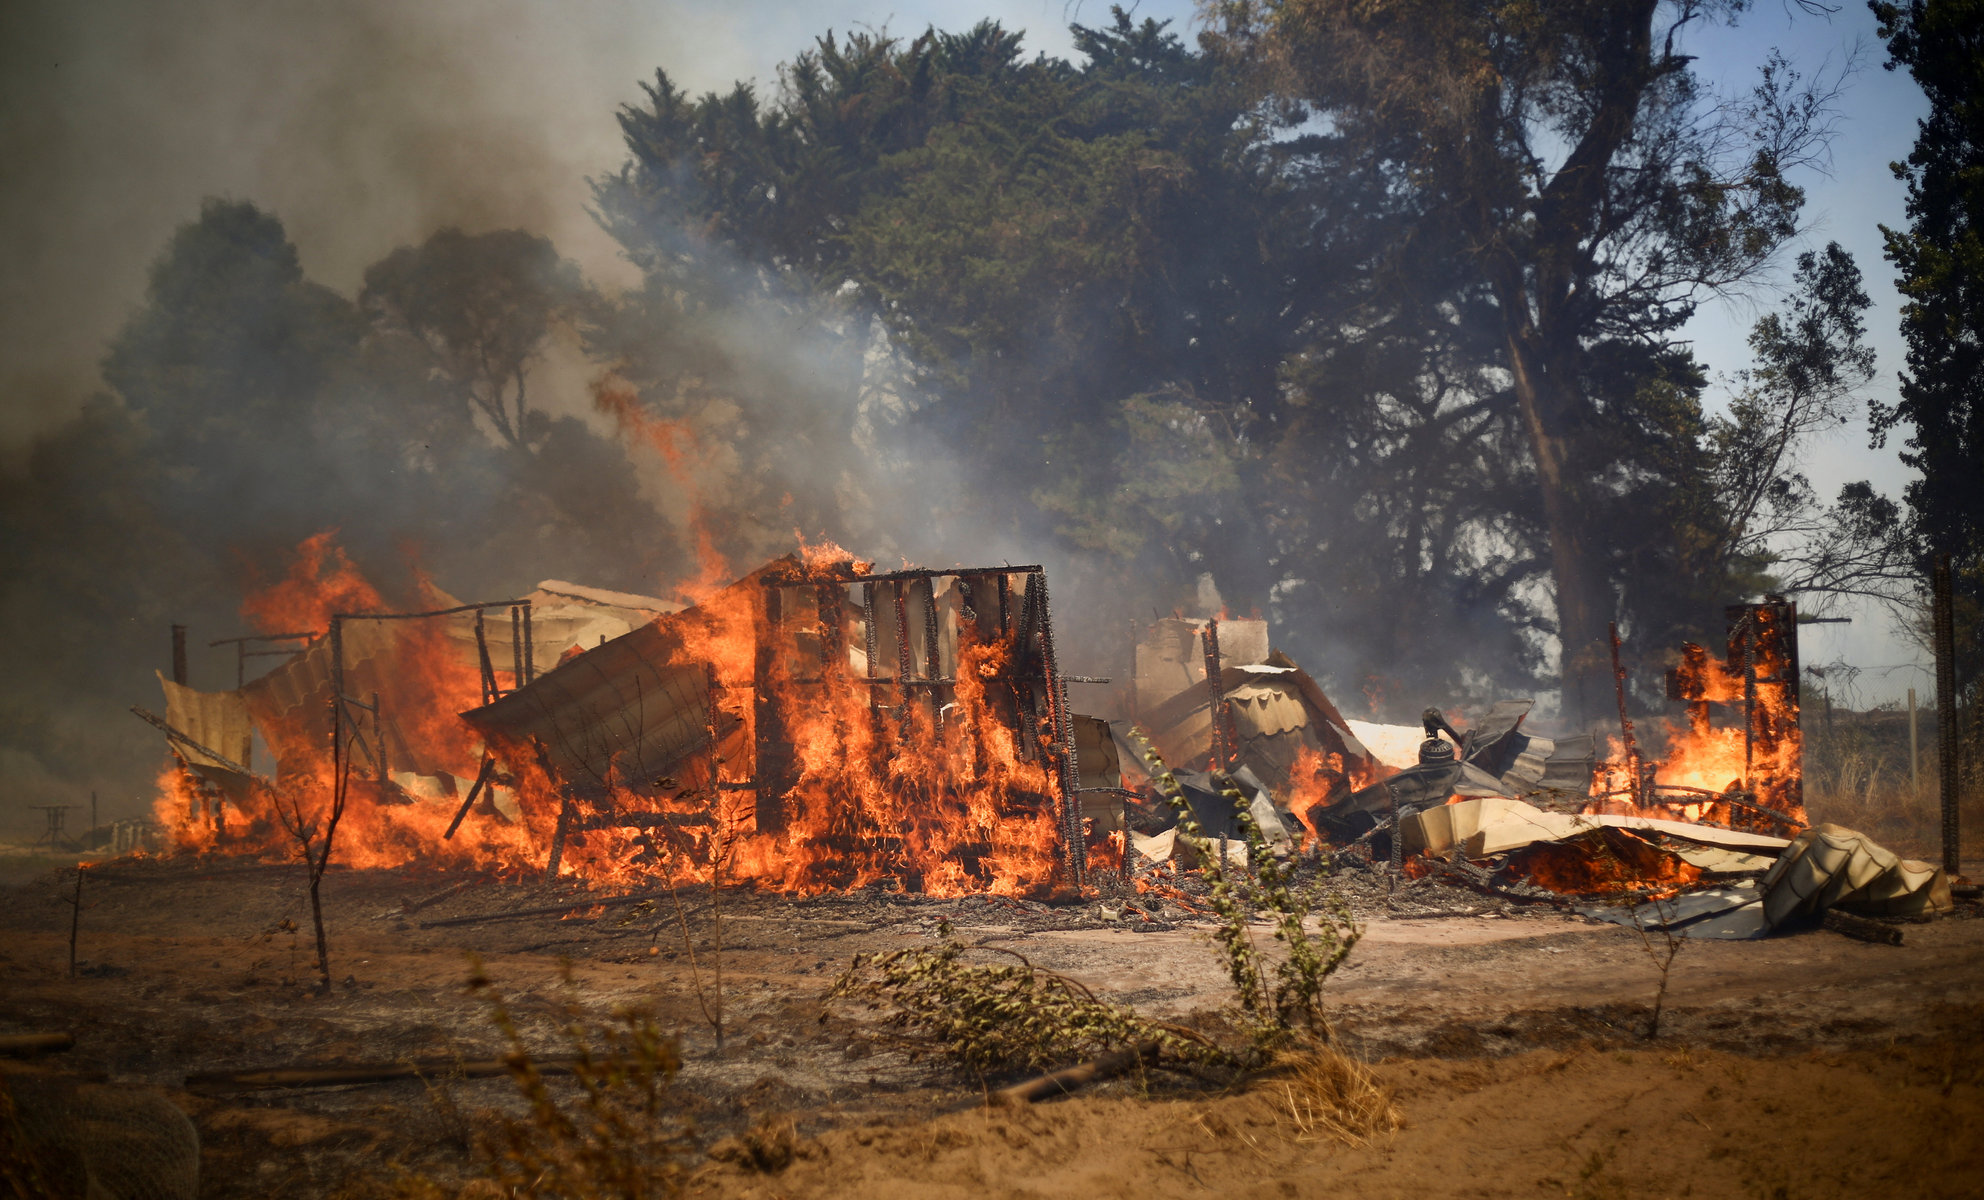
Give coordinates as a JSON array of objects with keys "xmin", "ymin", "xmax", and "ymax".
[
  {"xmin": 575, "ymin": 811, "xmax": 715, "ymax": 831},
  {"xmin": 990, "ymin": 1042, "xmax": 1157, "ymax": 1106},
  {"xmin": 545, "ymin": 792, "xmax": 576, "ymax": 879},
  {"xmin": 415, "ymin": 889, "xmax": 680, "ymax": 929},
  {"xmin": 184, "ymin": 1056, "xmax": 581, "ymax": 1095},
  {"xmin": 0, "ymin": 1033, "xmax": 74, "ymax": 1057},
  {"xmin": 399, "ymin": 878, "xmax": 484, "ymax": 915},
  {"xmin": 1823, "ymin": 909, "xmax": 1905, "ymax": 946},
  {"xmin": 444, "ymin": 754, "xmax": 497, "ymax": 840}
]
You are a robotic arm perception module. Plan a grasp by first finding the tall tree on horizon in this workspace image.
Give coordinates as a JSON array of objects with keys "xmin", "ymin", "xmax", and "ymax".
[
  {"xmin": 1872, "ymin": 0, "xmax": 1984, "ymax": 702},
  {"xmin": 1207, "ymin": 0, "xmax": 1838, "ymax": 719}
]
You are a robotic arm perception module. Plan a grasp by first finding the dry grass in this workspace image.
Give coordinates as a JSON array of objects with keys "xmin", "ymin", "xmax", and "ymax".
[
  {"xmin": 1804, "ymin": 773, "xmax": 1984, "ymax": 863},
  {"xmin": 1261, "ymin": 1044, "xmax": 1402, "ymax": 1147},
  {"xmin": 394, "ymin": 965, "xmax": 694, "ymax": 1200},
  {"xmin": 1801, "ymin": 712, "xmax": 1983, "ymax": 862}
]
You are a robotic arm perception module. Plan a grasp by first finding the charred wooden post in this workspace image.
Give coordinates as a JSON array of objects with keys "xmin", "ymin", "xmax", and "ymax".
[
  {"xmin": 893, "ymin": 579, "xmax": 916, "ymax": 720},
  {"xmin": 1032, "ymin": 571, "xmax": 1085, "ymax": 884},
  {"xmin": 521, "ymin": 601, "xmax": 534, "ymax": 686},
  {"xmin": 1388, "ymin": 782, "xmax": 1402, "ymax": 874},
  {"xmin": 921, "ymin": 577, "xmax": 942, "ymax": 683},
  {"xmin": 1909, "ymin": 687, "xmax": 1920, "ymax": 794},
  {"xmin": 704, "ymin": 661, "xmax": 723, "ymax": 804},
  {"xmin": 329, "ymin": 618, "xmax": 345, "ymax": 767},
  {"xmin": 816, "ymin": 583, "xmax": 845, "ymax": 668},
  {"xmin": 372, "ymin": 691, "xmax": 386, "ymax": 785},
  {"xmin": 510, "ymin": 605, "xmax": 524, "ymax": 693},
  {"xmin": 1726, "ymin": 597, "xmax": 1802, "ymax": 821},
  {"xmin": 1729, "ymin": 606, "xmax": 1755, "ymax": 777},
  {"xmin": 1932, "ymin": 554, "xmax": 1959, "ymax": 875},
  {"xmin": 1120, "ymin": 791, "xmax": 1133, "ymax": 883},
  {"xmin": 444, "ymin": 753, "xmax": 496, "ymax": 840},
  {"xmin": 474, "ymin": 608, "xmax": 496, "ymax": 706},
  {"xmin": 545, "ymin": 790, "xmax": 576, "ymax": 878},
  {"xmin": 752, "ymin": 584, "xmax": 791, "ymax": 834},
  {"xmin": 861, "ymin": 582, "xmax": 879, "ymax": 681},
  {"xmin": 1201, "ymin": 617, "xmax": 1230, "ymax": 771},
  {"xmin": 1013, "ymin": 574, "xmax": 1042, "ymax": 761},
  {"xmin": 66, "ymin": 864, "xmax": 83, "ymax": 978},
  {"xmin": 1609, "ymin": 622, "xmax": 1643, "ymax": 806},
  {"xmin": 171, "ymin": 624, "xmax": 188, "ymax": 686}
]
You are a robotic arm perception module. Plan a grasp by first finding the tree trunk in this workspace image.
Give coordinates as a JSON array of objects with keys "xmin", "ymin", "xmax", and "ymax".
[
  {"xmin": 308, "ymin": 853, "xmax": 331, "ymax": 991},
  {"xmin": 1503, "ymin": 324, "xmax": 1609, "ymax": 725}
]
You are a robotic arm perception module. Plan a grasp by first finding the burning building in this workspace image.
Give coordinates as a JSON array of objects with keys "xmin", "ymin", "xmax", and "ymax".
[
  {"xmin": 138, "ymin": 537, "xmax": 1953, "ymax": 930},
  {"xmin": 141, "ymin": 549, "xmax": 1120, "ymax": 897}
]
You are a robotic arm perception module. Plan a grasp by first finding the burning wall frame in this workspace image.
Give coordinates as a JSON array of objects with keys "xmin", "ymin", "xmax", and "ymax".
[
  {"xmin": 461, "ymin": 558, "xmax": 1097, "ymax": 887},
  {"xmin": 1645, "ymin": 595, "xmax": 1805, "ymax": 830}
]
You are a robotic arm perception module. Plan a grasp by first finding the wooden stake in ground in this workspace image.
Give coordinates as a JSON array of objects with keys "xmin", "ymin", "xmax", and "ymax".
[
  {"xmin": 65, "ymin": 865, "xmax": 84, "ymax": 978},
  {"xmin": 1932, "ymin": 554, "xmax": 1959, "ymax": 876}
]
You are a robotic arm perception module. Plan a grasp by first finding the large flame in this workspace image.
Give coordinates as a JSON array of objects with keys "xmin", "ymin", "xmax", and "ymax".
[
  {"xmin": 153, "ymin": 534, "xmax": 1073, "ymax": 898},
  {"xmin": 1587, "ymin": 615, "xmax": 1805, "ymax": 834}
]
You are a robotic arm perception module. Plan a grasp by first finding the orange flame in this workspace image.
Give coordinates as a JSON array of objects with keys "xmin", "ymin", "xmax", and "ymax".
[
  {"xmin": 157, "ymin": 535, "xmax": 1078, "ymax": 898},
  {"xmin": 593, "ymin": 374, "xmax": 730, "ymax": 604},
  {"xmin": 241, "ymin": 531, "xmax": 382, "ymax": 634}
]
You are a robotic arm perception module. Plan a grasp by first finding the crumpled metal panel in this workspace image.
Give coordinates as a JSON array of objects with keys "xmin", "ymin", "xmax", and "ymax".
[{"xmin": 1761, "ymin": 823, "xmax": 1952, "ymax": 925}]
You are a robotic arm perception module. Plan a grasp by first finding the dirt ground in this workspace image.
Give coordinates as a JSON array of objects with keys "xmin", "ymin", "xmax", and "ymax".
[{"xmin": 1, "ymin": 853, "xmax": 1980, "ymax": 1198}]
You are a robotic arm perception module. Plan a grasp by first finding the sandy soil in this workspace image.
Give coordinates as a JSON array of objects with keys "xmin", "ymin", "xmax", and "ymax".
[{"xmin": 1, "ymin": 855, "xmax": 1979, "ymax": 1198}]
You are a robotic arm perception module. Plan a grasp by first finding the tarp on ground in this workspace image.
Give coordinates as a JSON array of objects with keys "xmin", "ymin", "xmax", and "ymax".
[
  {"xmin": 1400, "ymin": 797, "xmax": 1792, "ymax": 862},
  {"xmin": 1760, "ymin": 823, "xmax": 1954, "ymax": 926},
  {"xmin": 1579, "ymin": 884, "xmax": 1772, "ymax": 940},
  {"xmin": 1130, "ymin": 826, "xmax": 1250, "ymax": 871}
]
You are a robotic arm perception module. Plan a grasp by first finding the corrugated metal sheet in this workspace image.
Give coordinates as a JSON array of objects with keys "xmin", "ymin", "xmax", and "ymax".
[
  {"xmin": 158, "ymin": 671, "xmax": 253, "ymax": 777},
  {"xmin": 240, "ymin": 621, "xmax": 408, "ymax": 772},
  {"xmin": 460, "ymin": 615, "xmax": 740, "ymax": 797}
]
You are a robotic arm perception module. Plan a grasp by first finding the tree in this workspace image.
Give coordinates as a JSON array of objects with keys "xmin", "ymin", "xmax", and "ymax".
[
  {"xmin": 1871, "ymin": 0, "xmax": 1984, "ymax": 705},
  {"xmin": 102, "ymin": 200, "xmax": 368, "ymax": 553},
  {"xmin": 593, "ymin": 15, "xmax": 1340, "ymax": 615},
  {"xmin": 360, "ymin": 228, "xmax": 591, "ymax": 454},
  {"xmin": 1209, "ymin": 0, "xmax": 1835, "ymax": 718},
  {"xmin": 1703, "ymin": 243, "xmax": 1914, "ymax": 605}
]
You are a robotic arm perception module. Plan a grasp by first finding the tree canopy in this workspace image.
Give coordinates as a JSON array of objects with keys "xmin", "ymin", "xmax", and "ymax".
[{"xmin": 1873, "ymin": 0, "xmax": 1984, "ymax": 701}]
